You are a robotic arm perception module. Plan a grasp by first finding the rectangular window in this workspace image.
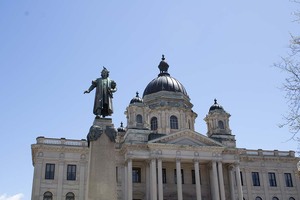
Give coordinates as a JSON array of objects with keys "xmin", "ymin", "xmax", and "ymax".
[
  {"xmin": 284, "ymin": 173, "xmax": 293, "ymax": 187},
  {"xmin": 191, "ymin": 170, "xmax": 202, "ymax": 185},
  {"xmin": 252, "ymin": 172, "xmax": 260, "ymax": 186},
  {"xmin": 132, "ymin": 168, "xmax": 141, "ymax": 183},
  {"xmin": 45, "ymin": 163, "xmax": 55, "ymax": 180},
  {"xmin": 162, "ymin": 168, "xmax": 167, "ymax": 184},
  {"xmin": 174, "ymin": 169, "xmax": 184, "ymax": 184},
  {"xmin": 67, "ymin": 165, "xmax": 76, "ymax": 181},
  {"xmin": 268, "ymin": 172, "xmax": 277, "ymax": 187}
]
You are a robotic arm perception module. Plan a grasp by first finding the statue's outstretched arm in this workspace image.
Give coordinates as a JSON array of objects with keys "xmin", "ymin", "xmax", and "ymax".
[{"xmin": 84, "ymin": 80, "xmax": 97, "ymax": 94}]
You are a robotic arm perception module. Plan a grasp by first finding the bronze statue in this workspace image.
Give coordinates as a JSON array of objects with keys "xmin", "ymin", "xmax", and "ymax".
[{"xmin": 84, "ymin": 67, "xmax": 117, "ymax": 118}]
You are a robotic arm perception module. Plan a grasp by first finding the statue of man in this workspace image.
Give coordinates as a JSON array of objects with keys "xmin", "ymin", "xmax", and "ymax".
[{"xmin": 84, "ymin": 67, "xmax": 117, "ymax": 118}]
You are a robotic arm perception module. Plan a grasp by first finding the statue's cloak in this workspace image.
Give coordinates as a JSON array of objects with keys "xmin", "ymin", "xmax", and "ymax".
[{"xmin": 92, "ymin": 77, "xmax": 114, "ymax": 116}]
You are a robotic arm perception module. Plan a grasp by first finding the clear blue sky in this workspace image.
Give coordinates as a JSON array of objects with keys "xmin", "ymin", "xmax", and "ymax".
[{"xmin": 0, "ymin": 1, "xmax": 298, "ymax": 199}]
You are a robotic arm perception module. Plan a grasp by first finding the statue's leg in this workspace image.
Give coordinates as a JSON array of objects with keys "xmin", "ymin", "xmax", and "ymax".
[{"xmin": 101, "ymin": 104, "xmax": 109, "ymax": 117}]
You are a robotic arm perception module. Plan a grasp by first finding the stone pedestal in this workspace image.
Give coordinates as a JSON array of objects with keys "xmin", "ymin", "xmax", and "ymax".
[{"xmin": 86, "ymin": 118, "xmax": 117, "ymax": 200}]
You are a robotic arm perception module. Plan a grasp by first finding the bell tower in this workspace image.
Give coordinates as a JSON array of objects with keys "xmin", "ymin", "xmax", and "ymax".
[{"xmin": 204, "ymin": 99, "xmax": 236, "ymax": 147}]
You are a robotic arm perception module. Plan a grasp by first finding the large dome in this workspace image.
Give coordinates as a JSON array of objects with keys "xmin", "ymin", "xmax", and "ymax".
[{"xmin": 143, "ymin": 55, "xmax": 188, "ymax": 97}]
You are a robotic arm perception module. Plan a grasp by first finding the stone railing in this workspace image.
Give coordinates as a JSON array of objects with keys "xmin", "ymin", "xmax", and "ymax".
[
  {"xmin": 36, "ymin": 136, "xmax": 88, "ymax": 147},
  {"xmin": 244, "ymin": 149, "xmax": 295, "ymax": 157}
]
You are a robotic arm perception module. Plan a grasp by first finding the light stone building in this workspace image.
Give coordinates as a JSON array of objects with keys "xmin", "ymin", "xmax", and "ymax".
[{"xmin": 31, "ymin": 56, "xmax": 300, "ymax": 200}]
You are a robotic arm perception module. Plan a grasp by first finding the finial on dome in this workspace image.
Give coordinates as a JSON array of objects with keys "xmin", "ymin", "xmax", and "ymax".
[
  {"xmin": 158, "ymin": 54, "xmax": 169, "ymax": 75},
  {"xmin": 130, "ymin": 91, "xmax": 143, "ymax": 104},
  {"xmin": 117, "ymin": 122, "xmax": 126, "ymax": 132},
  {"xmin": 209, "ymin": 98, "xmax": 224, "ymax": 112}
]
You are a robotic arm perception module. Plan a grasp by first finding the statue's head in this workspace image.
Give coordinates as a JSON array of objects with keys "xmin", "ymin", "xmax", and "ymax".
[{"xmin": 101, "ymin": 67, "xmax": 109, "ymax": 78}]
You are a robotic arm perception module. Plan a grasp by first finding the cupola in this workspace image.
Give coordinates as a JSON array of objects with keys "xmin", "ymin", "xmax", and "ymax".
[
  {"xmin": 204, "ymin": 99, "xmax": 236, "ymax": 147},
  {"xmin": 130, "ymin": 92, "xmax": 143, "ymax": 104},
  {"xmin": 209, "ymin": 99, "xmax": 224, "ymax": 112}
]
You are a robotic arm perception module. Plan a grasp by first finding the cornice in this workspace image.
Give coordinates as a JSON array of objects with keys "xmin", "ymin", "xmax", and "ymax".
[
  {"xmin": 31, "ymin": 144, "xmax": 89, "ymax": 154},
  {"xmin": 119, "ymin": 144, "xmax": 149, "ymax": 155},
  {"xmin": 240, "ymin": 155, "xmax": 298, "ymax": 162}
]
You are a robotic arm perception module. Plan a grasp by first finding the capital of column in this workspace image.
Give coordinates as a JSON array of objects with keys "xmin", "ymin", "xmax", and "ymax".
[
  {"xmin": 207, "ymin": 160, "xmax": 217, "ymax": 169},
  {"xmin": 126, "ymin": 158, "xmax": 133, "ymax": 164},
  {"xmin": 228, "ymin": 164, "xmax": 235, "ymax": 171}
]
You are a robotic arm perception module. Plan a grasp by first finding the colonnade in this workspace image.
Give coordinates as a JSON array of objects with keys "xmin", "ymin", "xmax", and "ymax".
[{"xmin": 124, "ymin": 158, "xmax": 244, "ymax": 200}]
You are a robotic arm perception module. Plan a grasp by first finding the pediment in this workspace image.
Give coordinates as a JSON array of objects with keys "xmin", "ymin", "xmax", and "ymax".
[{"xmin": 148, "ymin": 129, "xmax": 224, "ymax": 147}]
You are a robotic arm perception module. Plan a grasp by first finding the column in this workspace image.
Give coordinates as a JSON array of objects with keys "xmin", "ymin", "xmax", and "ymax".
[
  {"xmin": 194, "ymin": 160, "xmax": 202, "ymax": 200},
  {"xmin": 146, "ymin": 162, "xmax": 150, "ymax": 200},
  {"xmin": 228, "ymin": 165, "xmax": 235, "ymax": 200},
  {"xmin": 157, "ymin": 159, "xmax": 164, "ymax": 200},
  {"xmin": 124, "ymin": 165, "xmax": 128, "ymax": 200},
  {"xmin": 150, "ymin": 158, "xmax": 157, "ymax": 200},
  {"xmin": 212, "ymin": 161, "xmax": 220, "ymax": 200},
  {"xmin": 235, "ymin": 164, "xmax": 243, "ymax": 200},
  {"xmin": 176, "ymin": 159, "xmax": 183, "ymax": 200},
  {"xmin": 218, "ymin": 162, "xmax": 225, "ymax": 200},
  {"xmin": 127, "ymin": 159, "xmax": 133, "ymax": 200}
]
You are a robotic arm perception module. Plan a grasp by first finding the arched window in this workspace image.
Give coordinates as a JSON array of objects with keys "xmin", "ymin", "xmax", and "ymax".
[
  {"xmin": 43, "ymin": 192, "xmax": 53, "ymax": 200},
  {"xmin": 66, "ymin": 192, "xmax": 75, "ymax": 200},
  {"xmin": 272, "ymin": 197, "xmax": 279, "ymax": 200},
  {"xmin": 218, "ymin": 120, "xmax": 224, "ymax": 129},
  {"xmin": 289, "ymin": 198, "xmax": 295, "ymax": 200},
  {"xmin": 170, "ymin": 115, "xmax": 178, "ymax": 129},
  {"xmin": 151, "ymin": 117, "xmax": 157, "ymax": 130},
  {"xmin": 255, "ymin": 197, "xmax": 262, "ymax": 200},
  {"xmin": 136, "ymin": 114, "xmax": 142, "ymax": 123}
]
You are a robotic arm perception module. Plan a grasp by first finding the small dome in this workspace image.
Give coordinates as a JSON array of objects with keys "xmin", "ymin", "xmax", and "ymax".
[
  {"xmin": 143, "ymin": 55, "xmax": 188, "ymax": 97},
  {"xmin": 130, "ymin": 92, "xmax": 143, "ymax": 104},
  {"xmin": 117, "ymin": 122, "xmax": 126, "ymax": 132},
  {"xmin": 209, "ymin": 99, "xmax": 224, "ymax": 111}
]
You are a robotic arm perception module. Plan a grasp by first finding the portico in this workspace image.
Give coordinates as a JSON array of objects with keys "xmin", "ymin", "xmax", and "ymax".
[{"xmin": 120, "ymin": 131, "xmax": 244, "ymax": 200}]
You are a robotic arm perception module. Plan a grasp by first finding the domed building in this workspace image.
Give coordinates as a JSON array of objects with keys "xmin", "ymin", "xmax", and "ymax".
[{"xmin": 31, "ymin": 56, "xmax": 300, "ymax": 200}]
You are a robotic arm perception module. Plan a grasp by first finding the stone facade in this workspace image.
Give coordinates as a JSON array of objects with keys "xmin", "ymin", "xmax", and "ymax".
[
  {"xmin": 31, "ymin": 137, "xmax": 89, "ymax": 200},
  {"xmin": 31, "ymin": 57, "xmax": 300, "ymax": 200}
]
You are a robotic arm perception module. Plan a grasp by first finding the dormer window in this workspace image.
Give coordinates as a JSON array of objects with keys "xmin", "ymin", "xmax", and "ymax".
[
  {"xmin": 170, "ymin": 115, "xmax": 178, "ymax": 129},
  {"xmin": 151, "ymin": 117, "xmax": 158, "ymax": 130},
  {"xmin": 136, "ymin": 114, "xmax": 143, "ymax": 124}
]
